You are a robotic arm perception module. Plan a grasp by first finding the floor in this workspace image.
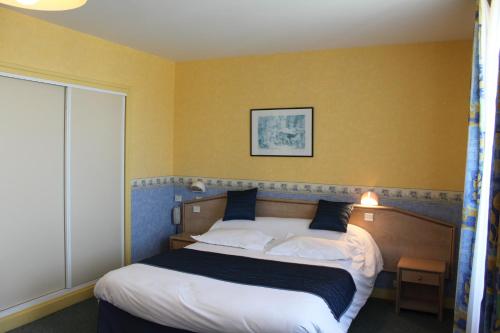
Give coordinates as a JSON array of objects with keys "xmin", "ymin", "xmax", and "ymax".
[{"xmin": 9, "ymin": 298, "xmax": 453, "ymax": 333}]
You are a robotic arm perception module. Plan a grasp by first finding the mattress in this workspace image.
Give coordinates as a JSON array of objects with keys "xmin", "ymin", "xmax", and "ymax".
[{"xmin": 95, "ymin": 239, "xmax": 381, "ymax": 333}]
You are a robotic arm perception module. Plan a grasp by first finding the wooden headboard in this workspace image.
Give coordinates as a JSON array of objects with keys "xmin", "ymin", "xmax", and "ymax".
[{"xmin": 182, "ymin": 195, "xmax": 456, "ymax": 278}]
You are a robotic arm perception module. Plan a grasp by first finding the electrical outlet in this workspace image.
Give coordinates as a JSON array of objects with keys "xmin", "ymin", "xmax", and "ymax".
[
  {"xmin": 364, "ymin": 212, "xmax": 374, "ymax": 222},
  {"xmin": 175, "ymin": 195, "xmax": 182, "ymax": 202},
  {"xmin": 193, "ymin": 205, "xmax": 201, "ymax": 213}
]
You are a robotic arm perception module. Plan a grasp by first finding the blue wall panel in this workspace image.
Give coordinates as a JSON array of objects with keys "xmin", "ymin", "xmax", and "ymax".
[{"xmin": 131, "ymin": 185, "xmax": 176, "ymax": 262}]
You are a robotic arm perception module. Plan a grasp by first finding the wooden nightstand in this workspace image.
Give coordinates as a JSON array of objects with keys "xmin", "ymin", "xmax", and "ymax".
[
  {"xmin": 169, "ymin": 233, "xmax": 196, "ymax": 250},
  {"xmin": 396, "ymin": 257, "xmax": 446, "ymax": 320}
]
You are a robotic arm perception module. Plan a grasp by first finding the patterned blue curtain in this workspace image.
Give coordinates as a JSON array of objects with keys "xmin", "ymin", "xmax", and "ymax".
[
  {"xmin": 454, "ymin": 2, "xmax": 484, "ymax": 332},
  {"xmin": 480, "ymin": 61, "xmax": 500, "ymax": 333}
]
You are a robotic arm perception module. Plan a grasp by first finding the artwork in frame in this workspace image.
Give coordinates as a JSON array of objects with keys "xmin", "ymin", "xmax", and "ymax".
[{"xmin": 251, "ymin": 107, "xmax": 313, "ymax": 157}]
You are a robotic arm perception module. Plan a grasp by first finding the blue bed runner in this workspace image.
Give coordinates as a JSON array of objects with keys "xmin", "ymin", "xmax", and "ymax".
[{"xmin": 141, "ymin": 248, "xmax": 356, "ymax": 321}]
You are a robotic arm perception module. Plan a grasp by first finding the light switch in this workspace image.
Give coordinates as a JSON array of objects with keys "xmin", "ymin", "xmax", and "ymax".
[
  {"xmin": 364, "ymin": 212, "xmax": 374, "ymax": 222},
  {"xmin": 175, "ymin": 195, "xmax": 182, "ymax": 202},
  {"xmin": 193, "ymin": 205, "xmax": 201, "ymax": 213}
]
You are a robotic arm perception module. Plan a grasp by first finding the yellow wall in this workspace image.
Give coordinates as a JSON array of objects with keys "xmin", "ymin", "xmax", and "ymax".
[
  {"xmin": 174, "ymin": 41, "xmax": 471, "ymax": 191},
  {"xmin": 0, "ymin": 7, "xmax": 175, "ymax": 266}
]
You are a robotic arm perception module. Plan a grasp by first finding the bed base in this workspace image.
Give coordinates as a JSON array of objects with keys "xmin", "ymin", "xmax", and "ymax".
[{"xmin": 98, "ymin": 300, "xmax": 194, "ymax": 333}]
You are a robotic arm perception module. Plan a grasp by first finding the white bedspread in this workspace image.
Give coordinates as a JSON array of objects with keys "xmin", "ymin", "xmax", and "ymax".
[{"xmin": 95, "ymin": 238, "xmax": 382, "ymax": 333}]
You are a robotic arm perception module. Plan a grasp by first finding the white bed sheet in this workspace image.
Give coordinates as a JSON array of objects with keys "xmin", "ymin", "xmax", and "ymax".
[{"xmin": 95, "ymin": 240, "xmax": 381, "ymax": 333}]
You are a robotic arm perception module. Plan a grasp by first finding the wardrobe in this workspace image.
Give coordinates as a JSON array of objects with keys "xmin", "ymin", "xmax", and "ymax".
[{"xmin": 0, "ymin": 73, "xmax": 125, "ymax": 315}]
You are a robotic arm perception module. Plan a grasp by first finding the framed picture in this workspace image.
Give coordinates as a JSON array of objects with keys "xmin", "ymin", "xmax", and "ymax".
[{"xmin": 250, "ymin": 107, "xmax": 313, "ymax": 157}]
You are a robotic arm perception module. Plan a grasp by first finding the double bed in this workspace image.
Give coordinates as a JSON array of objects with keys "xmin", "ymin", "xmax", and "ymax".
[{"xmin": 94, "ymin": 195, "xmax": 455, "ymax": 333}]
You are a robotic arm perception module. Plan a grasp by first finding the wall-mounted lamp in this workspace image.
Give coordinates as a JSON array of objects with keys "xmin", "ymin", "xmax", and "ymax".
[
  {"xmin": 0, "ymin": 0, "xmax": 87, "ymax": 11},
  {"xmin": 360, "ymin": 191, "xmax": 379, "ymax": 206},
  {"xmin": 190, "ymin": 181, "xmax": 206, "ymax": 193}
]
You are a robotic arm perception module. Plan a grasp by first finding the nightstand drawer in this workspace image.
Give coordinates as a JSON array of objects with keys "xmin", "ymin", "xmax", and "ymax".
[{"xmin": 401, "ymin": 270, "xmax": 439, "ymax": 286}]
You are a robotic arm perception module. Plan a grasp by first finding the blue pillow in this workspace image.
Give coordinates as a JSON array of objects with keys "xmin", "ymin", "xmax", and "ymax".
[
  {"xmin": 223, "ymin": 188, "xmax": 258, "ymax": 221},
  {"xmin": 309, "ymin": 200, "xmax": 354, "ymax": 233}
]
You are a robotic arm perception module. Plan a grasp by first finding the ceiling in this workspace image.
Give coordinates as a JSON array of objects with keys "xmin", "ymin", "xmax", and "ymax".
[{"xmin": 8, "ymin": 0, "xmax": 475, "ymax": 61}]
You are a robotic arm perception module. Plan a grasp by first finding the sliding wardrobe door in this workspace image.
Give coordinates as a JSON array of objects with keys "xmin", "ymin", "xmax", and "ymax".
[
  {"xmin": 0, "ymin": 76, "xmax": 65, "ymax": 310},
  {"xmin": 68, "ymin": 88, "xmax": 124, "ymax": 287}
]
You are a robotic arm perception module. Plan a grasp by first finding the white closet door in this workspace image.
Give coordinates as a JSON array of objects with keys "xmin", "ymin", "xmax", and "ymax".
[
  {"xmin": 68, "ymin": 88, "xmax": 124, "ymax": 287},
  {"xmin": 0, "ymin": 76, "xmax": 65, "ymax": 310}
]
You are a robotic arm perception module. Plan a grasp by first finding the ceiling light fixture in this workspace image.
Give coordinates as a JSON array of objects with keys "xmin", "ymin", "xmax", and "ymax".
[
  {"xmin": 1, "ymin": 0, "xmax": 87, "ymax": 11},
  {"xmin": 16, "ymin": 0, "xmax": 39, "ymax": 5}
]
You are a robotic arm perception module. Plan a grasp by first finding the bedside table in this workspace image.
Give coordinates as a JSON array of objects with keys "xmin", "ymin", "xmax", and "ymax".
[
  {"xmin": 169, "ymin": 233, "xmax": 196, "ymax": 250},
  {"xmin": 396, "ymin": 256, "xmax": 446, "ymax": 320}
]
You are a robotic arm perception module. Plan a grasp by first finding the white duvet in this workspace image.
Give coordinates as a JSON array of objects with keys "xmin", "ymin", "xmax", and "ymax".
[{"xmin": 95, "ymin": 219, "xmax": 383, "ymax": 333}]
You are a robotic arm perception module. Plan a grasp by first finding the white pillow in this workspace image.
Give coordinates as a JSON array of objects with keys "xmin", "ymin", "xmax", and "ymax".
[
  {"xmin": 266, "ymin": 236, "xmax": 354, "ymax": 261},
  {"xmin": 191, "ymin": 229, "xmax": 274, "ymax": 251},
  {"xmin": 209, "ymin": 217, "xmax": 313, "ymax": 241},
  {"xmin": 208, "ymin": 217, "xmax": 383, "ymax": 277}
]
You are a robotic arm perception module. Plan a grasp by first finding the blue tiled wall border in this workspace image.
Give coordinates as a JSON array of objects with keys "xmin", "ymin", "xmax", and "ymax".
[{"xmin": 131, "ymin": 175, "xmax": 463, "ymax": 202}]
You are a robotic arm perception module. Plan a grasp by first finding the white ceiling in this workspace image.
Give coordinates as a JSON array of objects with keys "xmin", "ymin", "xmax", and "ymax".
[{"xmin": 8, "ymin": 0, "xmax": 475, "ymax": 61}]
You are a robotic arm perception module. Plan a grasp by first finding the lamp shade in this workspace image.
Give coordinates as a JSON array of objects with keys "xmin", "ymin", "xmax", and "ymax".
[
  {"xmin": 191, "ymin": 181, "xmax": 206, "ymax": 193},
  {"xmin": 360, "ymin": 191, "xmax": 379, "ymax": 206},
  {"xmin": 0, "ymin": 0, "xmax": 87, "ymax": 11}
]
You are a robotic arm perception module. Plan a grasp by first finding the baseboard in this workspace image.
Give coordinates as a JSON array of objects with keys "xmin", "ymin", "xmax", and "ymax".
[
  {"xmin": 370, "ymin": 287, "xmax": 455, "ymax": 309},
  {"xmin": 0, "ymin": 284, "xmax": 94, "ymax": 333}
]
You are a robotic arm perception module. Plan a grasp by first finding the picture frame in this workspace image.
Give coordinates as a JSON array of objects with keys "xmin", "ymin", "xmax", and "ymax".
[{"xmin": 250, "ymin": 107, "xmax": 314, "ymax": 157}]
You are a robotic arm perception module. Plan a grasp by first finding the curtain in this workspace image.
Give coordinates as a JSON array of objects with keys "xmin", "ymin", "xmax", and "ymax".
[
  {"xmin": 454, "ymin": 1, "xmax": 488, "ymax": 332},
  {"xmin": 454, "ymin": 5, "xmax": 484, "ymax": 332},
  {"xmin": 480, "ymin": 63, "xmax": 500, "ymax": 333},
  {"xmin": 455, "ymin": 0, "xmax": 500, "ymax": 331}
]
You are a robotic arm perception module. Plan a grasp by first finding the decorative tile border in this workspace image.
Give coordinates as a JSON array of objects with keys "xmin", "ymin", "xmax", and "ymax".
[
  {"xmin": 131, "ymin": 175, "xmax": 463, "ymax": 202},
  {"xmin": 131, "ymin": 176, "xmax": 172, "ymax": 188}
]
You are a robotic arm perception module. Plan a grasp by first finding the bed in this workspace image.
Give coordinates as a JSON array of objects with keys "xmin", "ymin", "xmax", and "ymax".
[{"xmin": 94, "ymin": 196, "xmax": 455, "ymax": 333}]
